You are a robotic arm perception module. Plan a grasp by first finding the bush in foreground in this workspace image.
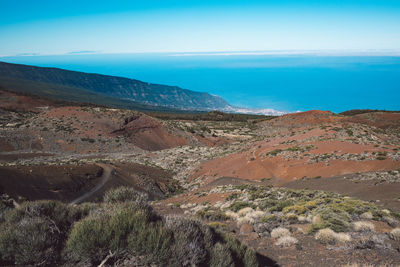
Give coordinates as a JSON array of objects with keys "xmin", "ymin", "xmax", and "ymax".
[
  {"xmin": 0, "ymin": 200, "xmax": 89, "ymax": 266},
  {"xmin": 104, "ymin": 186, "xmax": 147, "ymax": 204},
  {"xmin": 0, "ymin": 187, "xmax": 260, "ymax": 266},
  {"xmin": 67, "ymin": 205, "xmax": 258, "ymax": 266}
]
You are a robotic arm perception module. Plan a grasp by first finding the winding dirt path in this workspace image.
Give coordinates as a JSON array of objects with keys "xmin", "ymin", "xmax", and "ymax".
[{"xmin": 70, "ymin": 163, "xmax": 113, "ymax": 204}]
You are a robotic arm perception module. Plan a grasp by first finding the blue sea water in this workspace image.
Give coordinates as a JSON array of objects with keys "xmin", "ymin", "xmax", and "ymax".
[{"xmin": 1, "ymin": 53, "xmax": 399, "ymax": 113}]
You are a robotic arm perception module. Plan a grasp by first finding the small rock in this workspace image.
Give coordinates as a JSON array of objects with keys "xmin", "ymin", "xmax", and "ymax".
[
  {"xmin": 253, "ymin": 223, "xmax": 269, "ymax": 234},
  {"xmin": 240, "ymin": 223, "xmax": 254, "ymax": 234},
  {"xmin": 247, "ymin": 232, "xmax": 259, "ymax": 240},
  {"xmin": 383, "ymin": 216, "xmax": 398, "ymax": 227}
]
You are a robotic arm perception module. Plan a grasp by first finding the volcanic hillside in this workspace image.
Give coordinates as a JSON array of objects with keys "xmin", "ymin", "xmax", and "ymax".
[
  {"xmin": 190, "ymin": 110, "xmax": 400, "ymax": 185},
  {"xmin": 1, "ymin": 88, "xmax": 400, "ymax": 266}
]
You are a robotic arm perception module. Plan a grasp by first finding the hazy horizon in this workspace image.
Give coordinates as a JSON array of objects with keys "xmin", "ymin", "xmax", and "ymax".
[
  {"xmin": 2, "ymin": 53, "xmax": 399, "ymax": 113},
  {"xmin": 1, "ymin": 0, "xmax": 399, "ymax": 113}
]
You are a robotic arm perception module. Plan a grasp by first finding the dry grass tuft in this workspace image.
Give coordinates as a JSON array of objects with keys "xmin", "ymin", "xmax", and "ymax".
[
  {"xmin": 312, "ymin": 215, "xmax": 322, "ymax": 224},
  {"xmin": 360, "ymin": 212, "xmax": 373, "ymax": 220},
  {"xmin": 275, "ymin": 236, "xmax": 298, "ymax": 247},
  {"xmin": 225, "ymin": 210, "xmax": 238, "ymax": 220},
  {"xmin": 315, "ymin": 228, "xmax": 352, "ymax": 244},
  {"xmin": 271, "ymin": 227, "xmax": 290, "ymax": 239},
  {"xmin": 389, "ymin": 228, "xmax": 400, "ymax": 241},
  {"xmin": 352, "ymin": 221, "xmax": 375, "ymax": 232},
  {"xmin": 238, "ymin": 207, "xmax": 254, "ymax": 217}
]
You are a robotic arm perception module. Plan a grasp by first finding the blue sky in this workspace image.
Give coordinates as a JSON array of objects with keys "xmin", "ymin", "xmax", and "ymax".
[{"xmin": 1, "ymin": 0, "xmax": 400, "ymax": 56}]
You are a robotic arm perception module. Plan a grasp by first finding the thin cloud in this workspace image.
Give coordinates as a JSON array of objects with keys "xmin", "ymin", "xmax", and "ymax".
[{"xmin": 67, "ymin": 50, "xmax": 100, "ymax": 55}]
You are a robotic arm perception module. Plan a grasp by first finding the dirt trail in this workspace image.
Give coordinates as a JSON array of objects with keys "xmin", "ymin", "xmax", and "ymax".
[{"xmin": 70, "ymin": 163, "xmax": 113, "ymax": 204}]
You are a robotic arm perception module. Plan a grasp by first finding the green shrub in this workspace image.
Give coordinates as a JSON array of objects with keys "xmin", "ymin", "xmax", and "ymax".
[
  {"xmin": 127, "ymin": 220, "xmax": 173, "ymax": 264},
  {"xmin": 0, "ymin": 193, "xmax": 261, "ymax": 266},
  {"xmin": 164, "ymin": 216, "xmax": 212, "ymax": 266},
  {"xmin": 220, "ymin": 232, "xmax": 259, "ymax": 267},
  {"xmin": 266, "ymin": 149, "xmax": 283, "ymax": 156},
  {"xmin": 260, "ymin": 214, "xmax": 279, "ymax": 224},
  {"xmin": 269, "ymin": 200, "xmax": 294, "ymax": 212},
  {"xmin": 208, "ymin": 222, "xmax": 229, "ymax": 231},
  {"xmin": 196, "ymin": 207, "xmax": 230, "ymax": 221},
  {"xmin": 67, "ymin": 206, "xmax": 258, "ymax": 266},
  {"xmin": 210, "ymin": 242, "xmax": 234, "ymax": 267},
  {"xmin": 311, "ymin": 209, "xmax": 351, "ymax": 233},
  {"xmin": 282, "ymin": 204, "xmax": 308, "ymax": 215},
  {"xmin": 0, "ymin": 194, "xmax": 14, "ymax": 221},
  {"xmin": 287, "ymin": 146, "xmax": 303, "ymax": 152},
  {"xmin": 0, "ymin": 200, "xmax": 88, "ymax": 265},
  {"xmin": 248, "ymin": 185, "xmax": 273, "ymax": 200},
  {"xmin": 0, "ymin": 217, "xmax": 60, "ymax": 265},
  {"xmin": 244, "ymin": 248, "xmax": 258, "ymax": 267},
  {"xmin": 104, "ymin": 186, "xmax": 146, "ymax": 204},
  {"xmin": 66, "ymin": 203, "xmax": 154, "ymax": 264},
  {"xmin": 226, "ymin": 193, "xmax": 240, "ymax": 201},
  {"xmin": 229, "ymin": 201, "xmax": 254, "ymax": 212}
]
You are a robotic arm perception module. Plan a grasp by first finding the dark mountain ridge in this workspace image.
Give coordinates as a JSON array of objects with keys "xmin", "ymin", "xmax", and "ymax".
[{"xmin": 0, "ymin": 61, "xmax": 230, "ymax": 110}]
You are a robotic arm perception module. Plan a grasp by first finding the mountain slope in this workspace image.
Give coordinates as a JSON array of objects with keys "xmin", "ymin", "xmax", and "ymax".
[
  {"xmin": 0, "ymin": 76, "xmax": 188, "ymax": 113},
  {"xmin": 0, "ymin": 61, "xmax": 230, "ymax": 110}
]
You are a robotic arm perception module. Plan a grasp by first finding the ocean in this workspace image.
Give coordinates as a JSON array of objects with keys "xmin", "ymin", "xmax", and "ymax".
[{"xmin": 1, "ymin": 53, "xmax": 399, "ymax": 113}]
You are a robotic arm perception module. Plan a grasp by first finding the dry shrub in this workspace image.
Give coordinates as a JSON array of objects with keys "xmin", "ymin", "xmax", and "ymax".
[
  {"xmin": 275, "ymin": 236, "xmax": 298, "ymax": 247},
  {"xmin": 271, "ymin": 227, "xmax": 290, "ymax": 239},
  {"xmin": 360, "ymin": 212, "xmax": 373, "ymax": 220},
  {"xmin": 389, "ymin": 228, "xmax": 400, "ymax": 241},
  {"xmin": 315, "ymin": 228, "xmax": 352, "ymax": 244},
  {"xmin": 352, "ymin": 221, "xmax": 375, "ymax": 232},
  {"xmin": 238, "ymin": 207, "xmax": 254, "ymax": 217},
  {"xmin": 104, "ymin": 186, "xmax": 147, "ymax": 204}
]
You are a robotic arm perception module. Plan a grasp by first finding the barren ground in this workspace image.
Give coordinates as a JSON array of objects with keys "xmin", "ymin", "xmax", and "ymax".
[{"xmin": 1, "ymin": 91, "xmax": 400, "ymax": 266}]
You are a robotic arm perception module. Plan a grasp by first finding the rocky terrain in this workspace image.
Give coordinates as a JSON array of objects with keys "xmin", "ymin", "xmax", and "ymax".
[{"xmin": 1, "ymin": 89, "xmax": 400, "ymax": 266}]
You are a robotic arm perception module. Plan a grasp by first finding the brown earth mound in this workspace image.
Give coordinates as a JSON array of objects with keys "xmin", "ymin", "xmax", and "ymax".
[
  {"xmin": 191, "ymin": 114, "xmax": 400, "ymax": 185},
  {"xmin": 0, "ymin": 89, "xmax": 52, "ymax": 112},
  {"xmin": 193, "ymin": 151, "xmax": 400, "ymax": 184},
  {"xmin": 0, "ymin": 164, "xmax": 103, "ymax": 201},
  {"xmin": 112, "ymin": 113, "xmax": 189, "ymax": 151},
  {"xmin": 0, "ymin": 161, "xmax": 179, "ymax": 202},
  {"xmin": 265, "ymin": 110, "xmax": 342, "ymax": 127},
  {"xmin": 344, "ymin": 112, "xmax": 400, "ymax": 129}
]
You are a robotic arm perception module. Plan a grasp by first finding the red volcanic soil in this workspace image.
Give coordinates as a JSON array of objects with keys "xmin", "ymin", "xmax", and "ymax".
[
  {"xmin": 0, "ymin": 89, "xmax": 52, "ymax": 112},
  {"xmin": 7, "ymin": 104, "xmax": 194, "ymax": 152},
  {"xmin": 265, "ymin": 110, "xmax": 343, "ymax": 127},
  {"xmin": 193, "ymin": 151, "xmax": 400, "ymax": 184},
  {"xmin": 112, "ymin": 114, "xmax": 188, "ymax": 151},
  {"xmin": 195, "ymin": 135, "xmax": 230, "ymax": 147},
  {"xmin": 191, "ymin": 110, "xmax": 400, "ymax": 185}
]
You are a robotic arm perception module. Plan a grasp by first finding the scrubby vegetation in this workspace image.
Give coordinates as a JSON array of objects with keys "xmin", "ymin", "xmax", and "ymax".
[
  {"xmin": 0, "ymin": 200, "xmax": 90, "ymax": 265},
  {"xmin": 146, "ymin": 110, "xmax": 274, "ymax": 122},
  {"xmin": 185, "ymin": 185, "xmax": 399, "ymax": 250},
  {"xmin": 340, "ymin": 109, "xmax": 400, "ymax": 116},
  {"xmin": 0, "ymin": 187, "xmax": 259, "ymax": 266}
]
